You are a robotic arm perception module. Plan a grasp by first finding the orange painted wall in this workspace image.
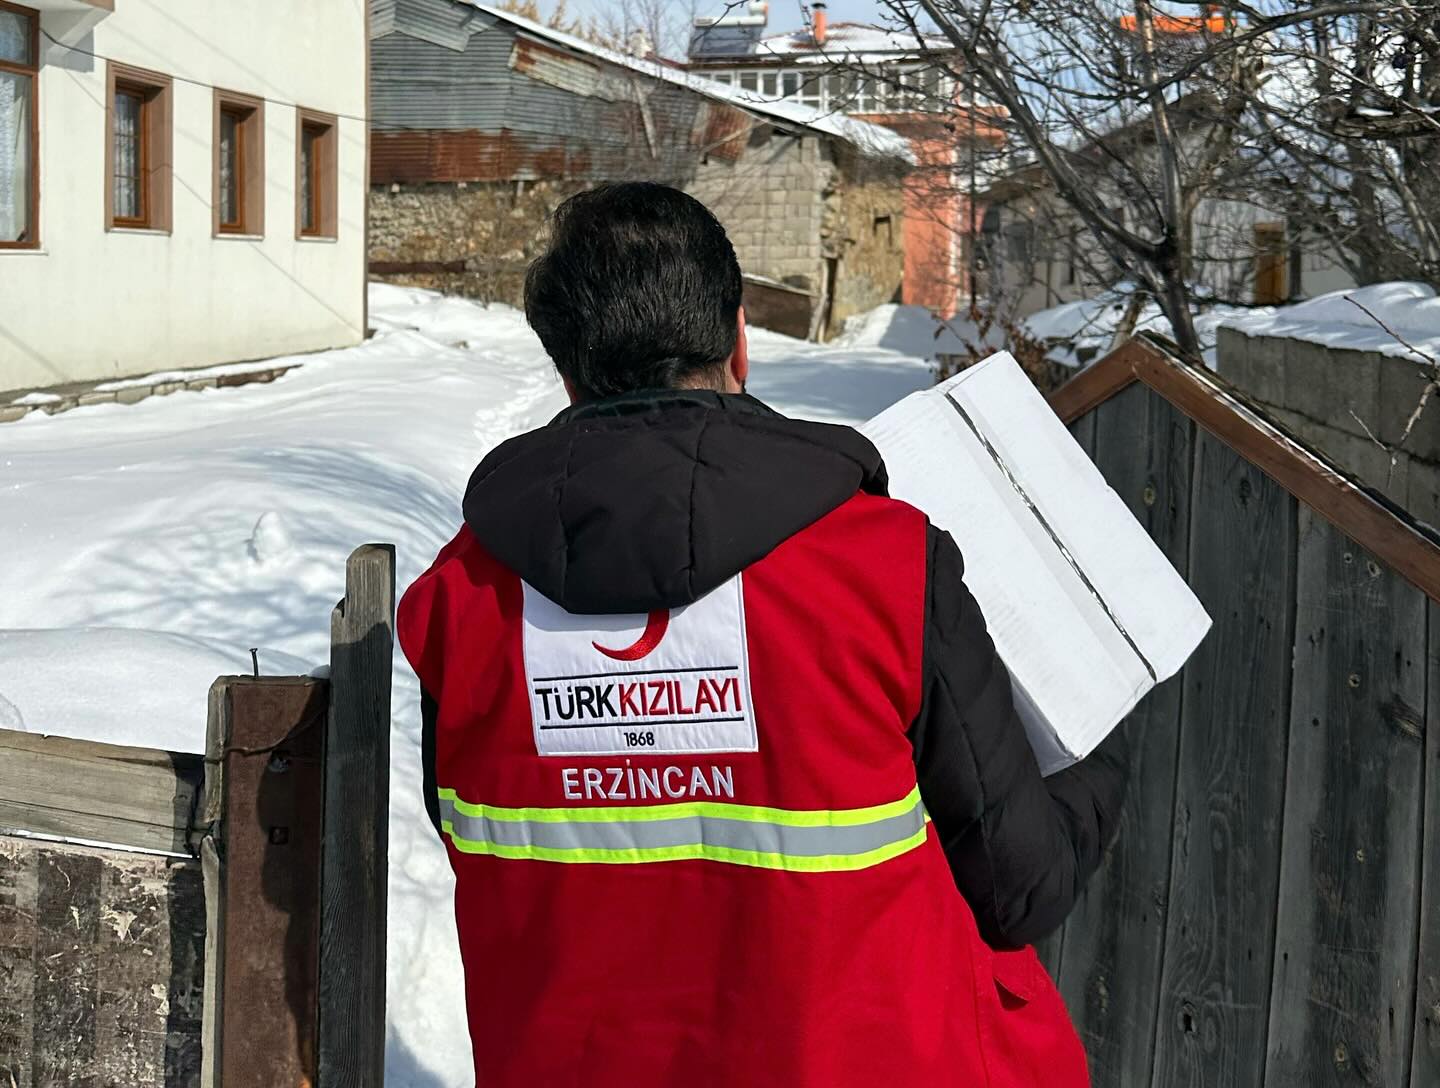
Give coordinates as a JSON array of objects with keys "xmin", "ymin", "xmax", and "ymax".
[
  {"xmin": 903, "ymin": 131, "xmax": 965, "ymax": 317},
  {"xmin": 855, "ymin": 112, "xmax": 1001, "ymax": 319}
]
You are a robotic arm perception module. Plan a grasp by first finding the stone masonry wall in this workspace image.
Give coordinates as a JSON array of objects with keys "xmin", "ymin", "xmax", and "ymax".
[
  {"xmin": 369, "ymin": 129, "xmax": 909, "ymax": 343},
  {"xmin": 368, "ymin": 179, "xmax": 584, "ymax": 308},
  {"xmin": 684, "ymin": 129, "xmax": 827, "ymax": 296},
  {"xmin": 1216, "ymin": 325, "xmax": 1440, "ymax": 532},
  {"xmin": 823, "ymin": 148, "xmax": 907, "ymax": 337}
]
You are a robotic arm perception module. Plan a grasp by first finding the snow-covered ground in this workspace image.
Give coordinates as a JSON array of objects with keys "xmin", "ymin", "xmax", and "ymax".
[
  {"xmin": 831, "ymin": 302, "xmax": 994, "ymax": 361},
  {"xmin": 0, "ymin": 283, "xmax": 933, "ymax": 1086}
]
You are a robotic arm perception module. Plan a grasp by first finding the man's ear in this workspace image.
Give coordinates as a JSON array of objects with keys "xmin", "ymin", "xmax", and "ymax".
[{"xmin": 728, "ymin": 307, "xmax": 750, "ymax": 393}]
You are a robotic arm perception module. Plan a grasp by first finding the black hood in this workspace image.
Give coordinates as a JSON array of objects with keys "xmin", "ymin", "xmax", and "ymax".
[{"xmin": 463, "ymin": 389, "xmax": 888, "ymax": 614}]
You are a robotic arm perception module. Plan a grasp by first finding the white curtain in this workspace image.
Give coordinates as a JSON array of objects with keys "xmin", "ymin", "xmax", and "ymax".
[{"xmin": 0, "ymin": 71, "xmax": 29, "ymax": 243}]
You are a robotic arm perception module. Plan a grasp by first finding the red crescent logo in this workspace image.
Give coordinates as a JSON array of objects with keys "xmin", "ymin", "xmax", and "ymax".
[{"xmin": 593, "ymin": 609, "xmax": 670, "ymax": 661}]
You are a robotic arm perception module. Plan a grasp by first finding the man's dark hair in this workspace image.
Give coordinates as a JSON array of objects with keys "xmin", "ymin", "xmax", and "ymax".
[{"xmin": 523, "ymin": 182, "xmax": 744, "ymax": 400}]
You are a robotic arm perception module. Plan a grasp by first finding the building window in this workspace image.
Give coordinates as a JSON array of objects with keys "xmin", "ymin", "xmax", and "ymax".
[
  {"xmin": 798, "ymin": 72, "xmax": 823, "ymax": 109},
  {"xmin": 106, "ymin": 63, "xmax": 172, "ymax": 232},
  {"xmin": 854, "ymin": 73, "xmax": 880, "ymax": 113},
  {"xmin": 296, "ymin": 108, "xmax": 337, "ymax": 239},
  {"xmin": 0, "ymin": 1, "xmax": 38, "ymax": 248},
  {"xmin": 711, "ymin": 71, "xmax": 732, "ymax": 86},
  {"xmin": 213, "ymin": 89, "xmax": 263, "ymax": 236},
  {"xmin": 738, "ymin": 71, "xmax": 758, "ymax": 92}
]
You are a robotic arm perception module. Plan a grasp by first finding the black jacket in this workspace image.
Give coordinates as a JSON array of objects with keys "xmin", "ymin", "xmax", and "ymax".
[{"xmin": 422, "ymin": 388, "xmax": 1128, "ymax": 949}]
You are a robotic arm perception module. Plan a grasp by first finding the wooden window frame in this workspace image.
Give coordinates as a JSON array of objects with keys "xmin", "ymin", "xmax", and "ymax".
[
  {"xmin": 213, "ymin": 88, "xmax": 264, "ymax": 238},
  {"xmin": 105, "ymin": 61, "xmax": 171, "ymax": 233},
  {"xmin": 0, "ymin": 0, "xmax": 40, "ymax": 250},
  {"xmin": 295, "ymin": 108, "xmax": 337, "ymax": 240}
]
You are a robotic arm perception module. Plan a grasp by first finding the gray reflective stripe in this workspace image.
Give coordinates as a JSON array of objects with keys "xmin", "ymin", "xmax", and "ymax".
[{"xmin": 438, "ymin": 797, "xmax": 927, "ymax": 859}]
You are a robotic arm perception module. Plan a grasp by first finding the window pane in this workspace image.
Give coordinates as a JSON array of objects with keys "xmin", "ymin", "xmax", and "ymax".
[
  {"xmin": 0, "ymin": 11, "xmax": 32, "ymax": 66},
  {"xmin": 856, "ymin": 74, "xmax": 876, "ymax": 111},
  {"xmin": 301, "ymin": 125, "xmax": 318, "ymax": 232},
  {"xmin": 761, "ymin": 72, "xmax": 776, "ymax": 97},
  {"xmin": 219, "ymin": 110, "xmax": 239, "ymax": 226},
  {"xmin": 0, "ymin": 71, "xmax": 32, "ymax": 242},
  {"xmin": 114, "ymin": 91, "xmax": 144, "ymax": 222},
  {"xmin": 738, "ymin": 71, "xmax": 757, "ymax": 92},
  {"xmin": 712, "ymin": 72, "xmax": 731, "ymax": 86},
  {"xmin": 800, "ymin": 73, "xmax": 821, "ymax": 108},
  {"xmin": 781, "ymin": 72, "xmax": 800, "ymax": 98}
]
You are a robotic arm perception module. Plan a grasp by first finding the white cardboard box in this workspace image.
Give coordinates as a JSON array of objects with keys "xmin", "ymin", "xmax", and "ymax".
[{"xmin": 861, "ymin": 352, "xmax": 1211, "ymax": 774}]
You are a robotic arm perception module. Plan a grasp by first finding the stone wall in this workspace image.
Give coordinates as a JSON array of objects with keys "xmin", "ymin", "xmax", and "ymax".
[
  {"xmin": 368, "ymin": 179, "xmax": 583, "ymax": 307},
  {"xmin": 685, "ymin": 128, "xmax": 828, "ymax": 296},
  {"xmin": 1216, "ymin": 325, "xmax": 1440, "ymax": 531},
  {"xmin": 823, "ymin": 147, "xmax": 907, "ymax": 337},
  {"xmin": 368, "ymin": 126, "xmax": 908, "ymax": 341},
  {"xmin": 369, "ymin": 134, "xmax": 829, "ymax": 315}
]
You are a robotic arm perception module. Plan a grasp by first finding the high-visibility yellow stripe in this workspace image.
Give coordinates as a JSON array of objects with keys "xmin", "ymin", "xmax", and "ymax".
[
  {"xmin": 440, "ymin": 818, "xmax": 930, "ymax": 873},
  {"xmin": 436, "ymin": 784, "xmax": 922, "ymax": 828},
  {"xmin": 435, "ymin": 784, "xmax": 931, "ymax": 873}
]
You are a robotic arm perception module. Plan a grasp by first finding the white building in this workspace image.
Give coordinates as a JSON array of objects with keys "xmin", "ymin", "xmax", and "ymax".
[{"xmin": 0, "ymin": 0, "xmax": 367, "ymax": 395}]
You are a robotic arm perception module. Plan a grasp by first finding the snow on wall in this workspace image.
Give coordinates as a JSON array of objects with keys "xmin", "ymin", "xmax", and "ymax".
[{"xmin": 1218, "ymin": 282, "xmax": 1440, "ymax": 366}]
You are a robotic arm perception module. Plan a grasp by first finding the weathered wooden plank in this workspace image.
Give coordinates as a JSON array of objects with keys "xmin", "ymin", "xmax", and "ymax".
[
  {"xmin": 1056, "ymin": 384, "xmax": 1193, "ymax": 1088},
  {"xmin": 198, "ymin": 844, "xmax": 222, "ymax": 1088},
  {"xmin": 32, "ymin": 845, "xmax": 101, "ymax": 1087},
  {"xmin": 1414, "ymin": 600, "xmax": 1440, "ymax": 1084},
  {"xmin": 0, "ymin": 835, "xmax": 39, "ymax": 1088},
  {"xmin": 0, "ymin": 730, "xmax": 202, "ymax": 855},
  {"xmin": 163, "ymin": 853, "xmax": 207, "ymax": 1082},
  {"xmin": 223, "ymin": 679, "xmax": 325, "ymax": 1088},
  {"xmin": 1068, "ymin": 408, "xmax": 1098, "ymax": 459},
  {"xmin": 317, "ymin": 544, "xmax": 396, "ymax": 1088},
  {"xmin": 0, "ymin": 837, "xmax": 204, "ymax": 1088},
  {"xmin": 1152, "ymin": 430, "xmax": 1297, "ymax": 1087},
  {"xmin": 1265, "ymin": 510, "xmax": 1427, "ymax": 1086},
  {"xmin": 206, "ymin": 677, "xmax": 328, "ymax": 1088},
  {"xmin": 199, "ymin": 682, "xmax": 229, "ymax": 1088}
]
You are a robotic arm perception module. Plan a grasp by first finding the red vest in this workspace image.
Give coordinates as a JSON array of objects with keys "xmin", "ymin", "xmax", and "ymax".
[{"xmin": 399, "ymin": 492, "xmax": 1088, "ymax": 1087}]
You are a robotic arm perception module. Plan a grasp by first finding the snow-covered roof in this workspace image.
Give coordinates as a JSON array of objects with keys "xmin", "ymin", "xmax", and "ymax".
[
  {"xmin": 752, "ymin": 22, "xmax": 953, "ymax": 63},
  {"xmin": 469, "ymin": 4, "xmax": 913, "ymax": 163},
  {"xmin": 1017, "ymin": 283, "xmax": 1267, "ymax": 370},
  {"xmin": 1219, "ymin": 282, "xmax": 1440, "ymax": 366}
]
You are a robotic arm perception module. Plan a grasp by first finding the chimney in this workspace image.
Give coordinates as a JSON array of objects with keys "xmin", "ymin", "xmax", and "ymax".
[
  {"xmin": 627, "ymin": 27, "xmax": 654, "ymax": 57},
  {"xmin": 812, "ymin": 2, "xmax": 827, "ymax": 46}
]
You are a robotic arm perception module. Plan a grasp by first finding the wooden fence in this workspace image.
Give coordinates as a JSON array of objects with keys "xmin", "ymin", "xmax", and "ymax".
[
  {"xmin": 0, "ymin": 544, "xmax": 395, "ymax": 1088},
  {"xmin": 1041, "ymin": 337, "xmax": 1439, "ymax": 1088}
]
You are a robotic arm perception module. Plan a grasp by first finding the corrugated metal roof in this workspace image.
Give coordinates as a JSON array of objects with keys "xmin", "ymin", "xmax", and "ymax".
[
  {"xmin": 465, "ymin": 3, "xmax": 912, "ymax": 162},
  {"xmin": 372, "ymin": 0, "xmax": 483, "ymax": 50}
]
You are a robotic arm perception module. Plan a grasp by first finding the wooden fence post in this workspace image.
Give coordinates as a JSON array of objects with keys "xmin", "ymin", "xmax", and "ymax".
[
  {"xmin": 201, "ymin": 676, "xmax": 328, "ymax": 1088},
  {"xmin": 317, "ymin": 543, "xmax": 396, "ymax": 1088}
]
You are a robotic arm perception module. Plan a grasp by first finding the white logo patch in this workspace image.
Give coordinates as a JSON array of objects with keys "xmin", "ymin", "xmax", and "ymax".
[{"xmin": 521, "ymin": 575, "xmax": 758, "ymax": 757}]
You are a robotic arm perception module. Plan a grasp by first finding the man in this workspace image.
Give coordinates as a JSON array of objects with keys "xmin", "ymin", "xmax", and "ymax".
[{"xmin": 398, "ymin": 182, "xmax": 1127, "ymax": 1087}]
